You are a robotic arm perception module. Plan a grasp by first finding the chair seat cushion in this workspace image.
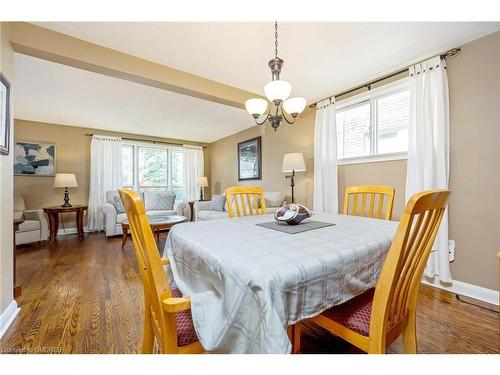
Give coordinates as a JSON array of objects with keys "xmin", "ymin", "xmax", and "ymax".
[
  {"xmin": 171, "ymin": 288, "xmax": 198, "ymax": 347},
  {"xmin": 17, "ymin": 219, "xmax": 41, "ymax": 233},
  {"xmin": 321, "ymin": 288, "xmax": 374, "ymax": 337}
]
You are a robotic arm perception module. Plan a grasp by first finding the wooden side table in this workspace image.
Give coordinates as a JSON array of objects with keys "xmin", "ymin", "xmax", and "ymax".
[
  {"xmin": 43, "ymin": 205, "xmax": 88, "ymax": 242},
  {"xmin": 13, "ymin": 218, "xmax": 24, "ymax": 298},
  {"xmin": 188, "ymin": 200, "xmax": 208, "ymax": 222}
]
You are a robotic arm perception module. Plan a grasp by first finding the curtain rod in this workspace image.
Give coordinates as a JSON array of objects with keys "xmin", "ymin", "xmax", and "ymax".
[
  {"xmin": 84, "ymin": 133, "xmax": 207, "ymax": 149},
  {"xmin": 309, "ymin": 47, "xmax": 461, "ymax": 108}
]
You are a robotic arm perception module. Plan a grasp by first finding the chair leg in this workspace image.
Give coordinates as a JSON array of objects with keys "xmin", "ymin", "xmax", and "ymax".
[
  {"xmin": 402, "ymin": 310, "xmax": 418, "ymax": 354},
  {"xmin": 142, "ymin": 312, "xmax": 155, "ymax": 354},
  {"xmin": 287, "ymin": 324, "xmax": 302, "ymax": 354}
]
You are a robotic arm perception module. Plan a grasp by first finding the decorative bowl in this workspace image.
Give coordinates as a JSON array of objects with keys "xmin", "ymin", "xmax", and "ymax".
[{"xmin": 274, "ymin": 204, "xmax": 312, "ymax": 225}]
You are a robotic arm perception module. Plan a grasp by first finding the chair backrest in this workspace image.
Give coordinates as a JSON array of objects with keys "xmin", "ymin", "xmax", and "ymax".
[
  {"xmin": 118, "ymin": 188, "xmax": 178, "ymax": 353},
  {"xmin": 343, "ymin": 185, "xmax": 395, "ymax": 220},
  {"xmin": 225, "ymin": 186, "xmax": 267, "ymax": 218},
  {"xmin": 369, "ymin": 189, "xmax": 451, "ymax": 351}
]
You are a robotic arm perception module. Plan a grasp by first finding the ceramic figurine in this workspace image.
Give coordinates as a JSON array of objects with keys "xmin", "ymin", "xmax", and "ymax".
[{"xmin": 274, "ymin": 204, "xmax": 312, "ymax": 225}]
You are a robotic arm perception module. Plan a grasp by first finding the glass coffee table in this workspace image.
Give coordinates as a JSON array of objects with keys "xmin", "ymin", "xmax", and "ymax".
[{"xmin": 120, "ymin": 215, "xmax": 188, "ymax": 249}]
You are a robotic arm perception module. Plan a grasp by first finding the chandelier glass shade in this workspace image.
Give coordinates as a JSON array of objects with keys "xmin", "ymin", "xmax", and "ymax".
[{"xmin": 245, "ymin": 22, "xmax": 306, "ymax": 131}]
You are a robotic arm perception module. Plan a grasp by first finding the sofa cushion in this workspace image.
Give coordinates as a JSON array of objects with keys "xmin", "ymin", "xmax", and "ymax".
[
  {"xmin": 264, "ymin": 191, "xmax": 285, "ymax": 207},
  {"xmin": 17, "ymin": 220, "xmax": 41, "ymax": 233},
  {"xmin": 116, "ymin": 213, "xmax": 128, "ymax": 223},
  {"xmin": 144, "ymin": 191, "xmax": 175, "ymax": 211},
  {"xmin": 113, "ymin": 196, "xmax": 126, "ymax": 214},
  {"xmin": 14, "ymin": 211, "xmax": 24, "ymax": 221},
  {"xmin": 147, "ymin": 210, "xmax": 178, "ymax": 217},
  {"xmin": 209, "ymin": 195, "xmax": 226, "ymax": 212},
  {"xmin": 197, "ymin": 210, "xmax": 229, "ymax": 221}
]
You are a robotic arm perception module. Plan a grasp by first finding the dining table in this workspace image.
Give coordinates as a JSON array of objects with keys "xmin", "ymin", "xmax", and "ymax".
[{"xmin": 163, "ymin": 212, "xmax": 398, "ymax": 354}]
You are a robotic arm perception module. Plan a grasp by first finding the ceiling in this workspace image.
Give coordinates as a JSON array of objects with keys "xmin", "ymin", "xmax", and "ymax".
[
  {"xmin": 34, "ymin": 22, "xmax": 500, "ymax": 101},
  {"xmin": 15, "ymin": 22, "xmax": 500, "ymax": 142},
  {"xmin": 14, "ymin": 53, "xmax": 253, "ymax": 143}
]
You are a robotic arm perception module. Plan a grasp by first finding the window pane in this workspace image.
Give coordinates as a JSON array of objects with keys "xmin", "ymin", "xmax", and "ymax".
[
  {"xmin": 172, "ymin": 186, "xmax": 184, "ymax": 201},
  {"xmin": 377, "ymin": 90, "xmax": 409, "ymax": 154},
  {"xmin": 138, "ymin": 147, "xmax": 168, "ymax": 188},
  {"xmin": 336, "ymin": 102, "xmax": 371, "ymax": 159},
  {"xmin": 121, "ymin": 145, "xmax": 134, "ymax": 187}
]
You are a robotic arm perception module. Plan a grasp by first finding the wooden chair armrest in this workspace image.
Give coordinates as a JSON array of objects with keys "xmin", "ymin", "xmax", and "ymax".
[{"xmin": 162, "ymin": 297, "xmax": 191, "ymax": 313}]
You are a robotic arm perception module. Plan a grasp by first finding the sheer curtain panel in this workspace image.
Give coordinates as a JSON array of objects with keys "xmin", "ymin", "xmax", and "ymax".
[
  {"xmin": 406, "ymin": 56, "xmax": 451, "ymax": 282},
  {"xmin": 183, "ymin": 145, "xmax": 204, "ymax": 202},
  {"xmin": 313, "ymin": 98, "xmax": 339, "ymax": 213},
  {"xmin": 88, "ymin": 135, "xmax": 122, "ymax": 231}
]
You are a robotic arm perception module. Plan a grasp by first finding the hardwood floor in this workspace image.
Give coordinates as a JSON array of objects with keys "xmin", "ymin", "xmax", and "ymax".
[{"xmin": 1, "ymin": 233, "xmax": 498, "ymax": 354}]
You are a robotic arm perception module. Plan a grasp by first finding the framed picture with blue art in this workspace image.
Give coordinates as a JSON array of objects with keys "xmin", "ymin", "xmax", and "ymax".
[
  {"xmin": 14, "ymin": 142, "xmax": 56, "ymax": 176},
  {"xmin": 0, "ymin": 72, "xmax": 11, "ymax": 155},
  {"xmin": 238, "ymin": 136, "xmax": 262, "ymax": 181}
]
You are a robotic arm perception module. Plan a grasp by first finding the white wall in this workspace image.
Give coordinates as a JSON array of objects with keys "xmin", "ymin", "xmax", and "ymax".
[{"xmin": 0, "ymin": 22, "xmax": 15, "ymax": 319}]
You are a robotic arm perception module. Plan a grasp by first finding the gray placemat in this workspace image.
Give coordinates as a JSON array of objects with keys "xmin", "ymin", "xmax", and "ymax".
[{"xmin": 256, "ymin": 220, "xmax": 335, "ymax": 234}]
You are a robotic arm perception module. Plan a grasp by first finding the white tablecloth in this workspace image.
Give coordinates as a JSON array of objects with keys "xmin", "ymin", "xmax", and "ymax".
[{"xmin": 164, "ymin": 213, "xmax": 398, "ymax": 353}]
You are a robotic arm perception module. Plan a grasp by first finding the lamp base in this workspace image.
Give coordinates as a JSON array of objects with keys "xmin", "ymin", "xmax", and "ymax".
[{"xmin": 61, "ymin": 188, "xmax": 72, "ymax": 207}]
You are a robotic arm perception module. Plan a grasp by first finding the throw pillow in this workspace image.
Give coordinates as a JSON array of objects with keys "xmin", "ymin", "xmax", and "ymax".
[
  {"xmin": 113, "ymin": 196, "xmax": 126, "ymax": 214},
  {"xmin": 209, "ymin": 195, "xmax": 226, "ymax": 212},
  {"xmin": 144, "ymin": 191, "xmax": 176, "ymax": 211}
]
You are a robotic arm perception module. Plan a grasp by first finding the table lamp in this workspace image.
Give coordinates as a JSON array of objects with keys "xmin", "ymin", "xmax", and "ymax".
[
  {"xmin": 196, "ymin": 176, "xmax": 208, "ymax": 201},
  {"xmin": 282, "ymin": 153, "xmax": 306, "ymax": 204},
  {"xmin": 54, "ymin": 173, "xmax": 78, "ymax": 207}
]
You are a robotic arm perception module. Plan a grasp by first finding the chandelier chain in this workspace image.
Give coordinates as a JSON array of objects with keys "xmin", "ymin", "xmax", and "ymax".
[{"xmin": 274, "ymin": 21, "xmax": 278, "ymax": 58}]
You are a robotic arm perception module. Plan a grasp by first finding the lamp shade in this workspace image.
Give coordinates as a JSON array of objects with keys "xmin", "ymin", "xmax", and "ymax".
[
  {"xmin": 53, "ymin": 173, "xmax": 78, "ymax": 188},
  {"xmin": 283, "ymin": 97, "xmax": 306, "ymax": 116},
  {"xmin": 196, "ymin": 176, "xmax": 208, "ymax": 187},
  {"xmin": 245, "ymin": 98, "xmax": 268, "ymax": 116},
  {"xmin": 282, "ymin": 153, "xmax": 306, "ymax": 172},
  {"xmin": 264, "ymin": 80, "xmax": 292, "ymax": 102}
]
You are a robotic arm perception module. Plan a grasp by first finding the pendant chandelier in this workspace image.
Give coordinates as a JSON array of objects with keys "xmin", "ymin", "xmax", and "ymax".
[{"xmin": 245, "ymin": 22, "xmax": 306, "ymax": 131}]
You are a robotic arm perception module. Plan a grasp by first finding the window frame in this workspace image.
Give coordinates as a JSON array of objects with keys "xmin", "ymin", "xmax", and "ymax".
[
  {"xmin": 121, "ymin": 140, "xmax": 184, "ymax": 198},
  {"xmin": 335, "ymin": 78, "xmax": 410, "ymax": 165}
]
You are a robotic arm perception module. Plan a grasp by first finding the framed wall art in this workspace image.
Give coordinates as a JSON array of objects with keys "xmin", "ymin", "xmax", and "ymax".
[
  {"xmin": 237, "ymin": 136, "xmax": 262, "ymax": 181},
  {"xmin": 0, "ymin": 73, "xmax": 11, "ymax": 155}
]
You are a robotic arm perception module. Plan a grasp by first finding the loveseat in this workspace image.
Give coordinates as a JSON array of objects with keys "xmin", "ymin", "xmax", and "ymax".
[{"xmin": 101, "ymin": 190, "xmax": 187, "ymax": 237}]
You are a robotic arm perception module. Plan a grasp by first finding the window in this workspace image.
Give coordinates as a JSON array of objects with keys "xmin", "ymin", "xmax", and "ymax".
[
  {"xmin": 336, "ymin": 80, "xmax": 409, "ymax": 162},
  {"xmin": 120, "ymin": 142, "xmax": 184, "ymax": 201}
]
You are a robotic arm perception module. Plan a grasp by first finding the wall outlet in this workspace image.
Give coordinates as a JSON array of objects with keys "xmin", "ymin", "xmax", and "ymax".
[{"xmin": 448, "ymin": 240, "xmax": 455, "ymax": 262}]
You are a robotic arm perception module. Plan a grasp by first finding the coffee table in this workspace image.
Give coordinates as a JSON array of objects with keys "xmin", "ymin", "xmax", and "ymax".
[{"xmin": 120, "ymin": 215, "xmax": 187, "ymax": 249}]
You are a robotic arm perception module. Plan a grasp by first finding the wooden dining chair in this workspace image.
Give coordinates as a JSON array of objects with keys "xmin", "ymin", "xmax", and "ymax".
[
  {"xmin": 343, "ymin": 185, "xmax": 395, "ymax": 220},
  {"xmin": 300, "ymin": 189, "xmax": 451, "ymax": 354},
  {"xmin": 118, "ymin": 189, "xmax": 203, "ymax": 354},
  {"xmin": 225, "ymin": 186, "xmax": 267, "ymax": 218}
]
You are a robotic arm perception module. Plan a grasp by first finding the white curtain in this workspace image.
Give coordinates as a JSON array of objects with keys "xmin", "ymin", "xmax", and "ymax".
[
  {"xmin": 88, "ymin": 135, "xmax": 122, "ymax": 231},
  {"xmin": 313, "ymin": 98, "xmax": 339, "ymax": 213},
  {"xmin": 183, "ymin": 145, "xmax": 204, "ymax": 202},
  {"xmin": 406, "ymin": 56, "xmax": 451, "ymax": 282}
]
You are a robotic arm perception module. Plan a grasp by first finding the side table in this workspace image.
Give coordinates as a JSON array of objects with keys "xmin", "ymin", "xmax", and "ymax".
[
  {"xmin": 188, "ymin": 200, "xmax": 208, "ymax": 222},
  {"xmin": 43, "ymin": 205, "xmax": 88, "ymax": 242}
]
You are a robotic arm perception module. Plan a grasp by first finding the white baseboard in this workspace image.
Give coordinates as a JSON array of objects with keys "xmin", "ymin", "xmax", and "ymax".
[
  {"xmin": 57, "ymin": 226, "xmax": 90, "ymax": 236},
  {"xmin": 0, "ymin": 300, "xmax": 20, "ymax": 339},
  {"xmin": 423, "ymin": 277, "xmax": 499, "ymax": 306}
]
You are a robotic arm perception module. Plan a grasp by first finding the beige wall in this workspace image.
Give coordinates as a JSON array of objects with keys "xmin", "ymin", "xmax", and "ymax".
[
  {"xmin": 447, "ymin": 31, "xmax": 500, "ymax": 290},
  {"xmin": 14, "ymin": 120, "xmax": 211, "ymax": 228},
  {"xmin": 0, "ymin": 22, "xmax": 15, "ymax": 316},
  {"xmin": 211, "ymin": 31, "xmax": 500, "ymax": 291}
]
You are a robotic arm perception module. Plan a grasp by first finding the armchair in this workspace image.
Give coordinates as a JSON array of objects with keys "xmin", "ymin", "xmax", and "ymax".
[{"xmin": 14, "ymin": 192, "xmax": 49, "ymax": 245}]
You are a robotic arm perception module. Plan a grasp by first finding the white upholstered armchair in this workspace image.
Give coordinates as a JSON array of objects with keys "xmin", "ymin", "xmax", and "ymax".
[{"xmin": 14, "ymin": 192, "xmax": 49, "ymax": 245}]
